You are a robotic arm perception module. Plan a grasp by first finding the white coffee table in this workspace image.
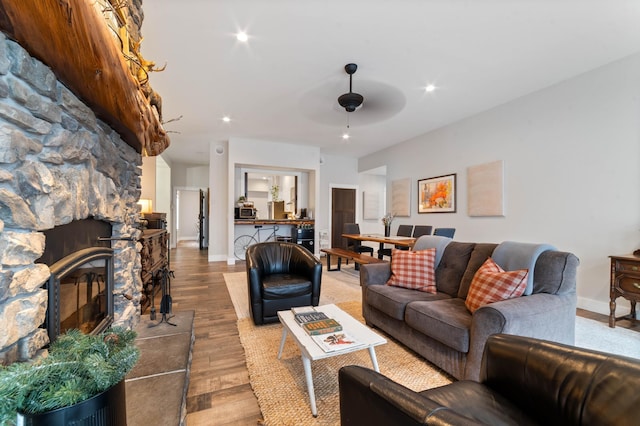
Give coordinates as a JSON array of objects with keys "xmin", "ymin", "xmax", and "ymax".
[{"xmin": 277, "ymin": 303, "xmax": 387, "ymax": 417}]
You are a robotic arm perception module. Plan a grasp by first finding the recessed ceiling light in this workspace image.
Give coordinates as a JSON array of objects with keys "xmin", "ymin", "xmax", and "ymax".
[
  {"xmin": 342, "ymin": 133, "xmax": 350, "ymax": 140},
  {"xmin": 222, "ymin": 116, "xmax": 231, "ymax": 123},
  {"xmin": 425, "ymin": 84, "xmax": 436, "ymax": 93},
  {"xmin": 236, "ymin": 32, "xmax": 248, "ymax": 42}
]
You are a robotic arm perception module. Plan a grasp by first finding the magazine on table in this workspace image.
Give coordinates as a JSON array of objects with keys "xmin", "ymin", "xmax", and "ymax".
[{"xmin": 311, "ymin": 331, "xmax": 364, "ymax": 352}]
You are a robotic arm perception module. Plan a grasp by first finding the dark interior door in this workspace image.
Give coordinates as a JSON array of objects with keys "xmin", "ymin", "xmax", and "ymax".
[
  {"xmin": 331, "ymin": 188, "xmax": 356, "ymax": 248},
  {"xmin": 198, "ymin": 189, "xmax": 209, "ymax": 250}
]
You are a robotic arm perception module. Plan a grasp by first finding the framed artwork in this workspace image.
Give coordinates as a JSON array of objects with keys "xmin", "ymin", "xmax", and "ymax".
[
  {"xmin": 363, "ymin": 191, "xmax": 380, "ymax": 220},
  {"xmin": 418, "ymin": 173, "xmax": 456, "ymax": 213},
  {"xmin": 391, "ymin": 178, "xmax": 411, "ymax": 217},
  {"xmin": 467, "ymin": 160, "xmax": 505, "ymax": 216}
]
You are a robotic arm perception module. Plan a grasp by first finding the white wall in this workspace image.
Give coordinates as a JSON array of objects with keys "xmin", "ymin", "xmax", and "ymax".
[
  {"xmin": 316, "ymin": 157, "xmax": 390, "ymax": 251},
  {"xmin": 357, "ymin": 173, "xmax": 387, "ymax": 251},
  {"xmin": 140, "ymin": 158, "xmax": 156, "ymax": 201},
  {"xmin": 186, "ymin": 166, "xmax": 209, "ymax": 188},
  {"xmin": 177, "ymin": 189, "xmax": 200, "ymax": 241},
  {"xmin": 359, "ymin": 53, "xmax": 640, "ymax": 315},
  {"xmin": 247, "ymin": 177, "xmax": 270, "ymax": 217},
  {"xmin": 359, "ymin": 173, "xmax": 387, "ymax": 233},
  {"xmin": 317, "ymin": 154, "xmax": 360, "ymax": 245},
  {"xmin": 209, "ymin": 142, "xmax": 229, "ymax": 261}
]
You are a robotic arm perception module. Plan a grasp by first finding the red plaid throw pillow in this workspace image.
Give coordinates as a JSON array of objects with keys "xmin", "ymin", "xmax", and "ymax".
[
  {"xmin": 465, "ymin": 257, "xmax": 528, "ymax": 313},
  {"xmin": 386, "ymin": 248, "xmax": 436, "ymax": 293}
]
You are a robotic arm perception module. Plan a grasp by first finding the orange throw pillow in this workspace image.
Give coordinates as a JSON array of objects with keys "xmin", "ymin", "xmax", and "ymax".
[
  {"xmin": 465, "ymin": 257, "xmax": 528, "ymax": 313},
  {"xmin": 386, "ymin": 248, "xmax": 436, "ymax": 293}
]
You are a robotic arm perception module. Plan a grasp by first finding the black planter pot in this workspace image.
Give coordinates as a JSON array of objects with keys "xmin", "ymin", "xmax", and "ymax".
[{"xmin": 17, "ymin": 379, "xmax": 127, "ymax": 426}]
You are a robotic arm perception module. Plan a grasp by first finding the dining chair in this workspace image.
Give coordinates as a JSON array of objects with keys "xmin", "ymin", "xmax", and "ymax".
[
  {"xmin": 378, "ymin": 225, "xmax": 413, "ymax": 258},
  {"xmin": 342, "ymin": 223, "xmax": 374, "ymax": 258},
  {"xmin": 397, "ymin": 225, "xmax": 413, "ymax": 237},
  {"xmin": 433, "ymin": 228, "xmax": 456, "ymax": 238},
  {"xmin": 412, "ymin": 225, "xmax": 433, "ymax": 238}
]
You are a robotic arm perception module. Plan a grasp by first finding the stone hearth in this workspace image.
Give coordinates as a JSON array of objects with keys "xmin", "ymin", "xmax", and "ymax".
[{"xmin": 0, "ymin": 34, "xmax": 143, "ymax": 364}]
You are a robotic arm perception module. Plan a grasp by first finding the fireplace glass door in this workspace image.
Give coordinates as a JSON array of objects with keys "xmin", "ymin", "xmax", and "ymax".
[{"xmin": 46, "ymin": 247, "xmax": 114, "ymax": 342}]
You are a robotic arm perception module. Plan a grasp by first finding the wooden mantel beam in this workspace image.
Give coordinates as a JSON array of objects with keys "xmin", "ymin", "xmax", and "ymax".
[{"xmin": 0, "ymin": 0, "xmax": 169, "ymax": 156}]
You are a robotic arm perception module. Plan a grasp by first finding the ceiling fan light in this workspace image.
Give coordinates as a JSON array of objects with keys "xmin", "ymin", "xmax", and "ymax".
[
  {"xmin": 338, "ymin": 92, "xmax": 364, "ymax": 112},
  {"xmin": 338, "ymin": 62, "xmax": 364, "ymax": 112}
]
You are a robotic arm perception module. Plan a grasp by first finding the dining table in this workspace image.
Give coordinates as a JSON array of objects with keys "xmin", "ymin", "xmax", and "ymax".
[{"xmin": 342, "ymin": 233, "xmax": 416, "ymax": 259}]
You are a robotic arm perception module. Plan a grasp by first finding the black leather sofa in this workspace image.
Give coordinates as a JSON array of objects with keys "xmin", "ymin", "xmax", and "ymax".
[
  {"xmin": 339, "ymin": 334, "xmax": 640, "ymax": 425},
  {"xmin": 246, "ymin": 241, "xmax": 322, "ymax": 325}
]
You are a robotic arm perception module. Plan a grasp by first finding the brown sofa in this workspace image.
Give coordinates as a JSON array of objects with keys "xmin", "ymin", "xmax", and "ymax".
[
  {"xmin": 339, "ymin": 334, "xmax": 640, "ymax": 425},
  {"xmin": 359, "ymin": 238, "xmax": 579, "ymax": 380}
]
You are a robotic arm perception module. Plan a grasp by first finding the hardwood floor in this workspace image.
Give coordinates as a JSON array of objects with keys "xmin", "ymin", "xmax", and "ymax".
[
  {"xmin": 168, "ymin": 243, "xmax": 638, "ymax": 425},
  {"xmin": 168, "ymin": 242, "xmax": 261, "ymax": 426}
]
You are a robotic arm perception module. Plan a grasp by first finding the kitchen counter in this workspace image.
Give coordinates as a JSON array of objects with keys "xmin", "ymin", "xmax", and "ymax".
[
  {"xmin": 234, "ymin": 219, "xmax": 314, "ymax": 226},
  {"xmin": 233, "ymin": 219, "xmax": 316, "ymax": 258}
]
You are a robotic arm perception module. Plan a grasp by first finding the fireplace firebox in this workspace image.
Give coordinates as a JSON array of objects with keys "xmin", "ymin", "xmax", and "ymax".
[
  {"xmin": 45, "ymin": 247, "xmax": 115, "ymax": 343},
  {"xmin": 36, "ymin": 219, "xmax": 116, "ymax": 344}
]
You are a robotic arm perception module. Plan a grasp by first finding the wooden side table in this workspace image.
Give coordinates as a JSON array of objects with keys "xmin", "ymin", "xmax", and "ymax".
[
  {"xmin": 609, "ymin": 254, "xmax": 640, "ymax": 327},
  {"xmin": 140, "ymin": 229, "xmax": 169, "ymax": 313}
]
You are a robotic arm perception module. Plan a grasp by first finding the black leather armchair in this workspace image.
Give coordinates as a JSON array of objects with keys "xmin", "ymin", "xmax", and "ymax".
[
  {"xmin": 246, "ymin": 241, "xmax": 322, "ymax": 325},
  {"xmin": 339, "ymin": 334, "xmax": 640, "ymax": 425}
]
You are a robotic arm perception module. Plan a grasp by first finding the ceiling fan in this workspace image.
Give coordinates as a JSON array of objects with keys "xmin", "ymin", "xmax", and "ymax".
[
  {"xmin": 338, "ymin": 63, "xmax": 364, "ymax": 112},
  {"xmin": 297, "ymin": 63, "xmax": 406, "ymax": 126}
]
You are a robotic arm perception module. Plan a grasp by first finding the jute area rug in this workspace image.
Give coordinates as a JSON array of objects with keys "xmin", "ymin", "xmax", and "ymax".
[
  {"xmin": 237, "ymin": 300, "xmax": 453, "ymax": 426},
  {"xmin": 224, "ymin": 268, "xmax": 453, "ymax": 425}
]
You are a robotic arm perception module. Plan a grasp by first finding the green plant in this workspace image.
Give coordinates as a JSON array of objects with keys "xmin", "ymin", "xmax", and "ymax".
[
  {"xmin": 270, "ymin": 185, "xmax": 280, "ymax": 201},
  {"xmin": 0, "ymin": 327, "xmax": 139, "ymax": 425}
]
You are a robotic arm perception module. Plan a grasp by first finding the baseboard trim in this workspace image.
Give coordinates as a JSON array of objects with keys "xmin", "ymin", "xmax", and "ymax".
[
  {"xmin": 578, "ymin": 296, "xmax": 635, "ymax": 318},
  {"xmin": 206, "ymin": 253, "xmax": 228, "ymax": 262}
]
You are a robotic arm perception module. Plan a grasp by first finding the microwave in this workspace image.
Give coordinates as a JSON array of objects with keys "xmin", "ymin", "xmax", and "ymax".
[{"xmin": 239, "ymin": 207, "xmax": 256, "ymax": 219}]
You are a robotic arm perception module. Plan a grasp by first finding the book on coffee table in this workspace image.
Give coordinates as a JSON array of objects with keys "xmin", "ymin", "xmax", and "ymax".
[
  {"xmin": 311, "ymin": 331, "xmax": 364, "ymax": 352},
  {"xmin": 294, "ymin": 311, "xmax": 329, "ymax": 324},
  {"xmin": 291, "ymin": 306, "xmax": 316, "ymax": 315},
  {"xmin": 301, "ymin": 318, "xmax": 343, "ymax": 335}
]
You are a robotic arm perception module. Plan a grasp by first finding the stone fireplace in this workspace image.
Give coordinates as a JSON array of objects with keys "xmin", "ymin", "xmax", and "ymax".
[{"xmin": 0, "ymin": 34, "xmax": 144, "ymax": 364}]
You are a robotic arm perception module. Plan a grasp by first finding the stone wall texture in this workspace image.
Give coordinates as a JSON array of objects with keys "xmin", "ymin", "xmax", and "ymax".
[{"xmin": 0, "ymin": 33, "xmax": 143, "ymax": 364}]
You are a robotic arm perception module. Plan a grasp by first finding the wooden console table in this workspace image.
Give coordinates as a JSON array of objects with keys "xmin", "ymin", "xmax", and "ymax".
[
  {"xmin": 609, "ymin": 254, "xmax": 640, "ymax": 328},
  {"xmin": 140, "ymin": 229, "xmax": 169, "ymax": 313}
]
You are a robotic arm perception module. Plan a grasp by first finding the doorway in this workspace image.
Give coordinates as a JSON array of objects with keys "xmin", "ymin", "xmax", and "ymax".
[
  {"xmin": 175, "ymin": 188, "xmax": 201, "ymax": 246},
  {"xmin": 331, "ymin": 187, "xmax": 356, "ymax": 249}
]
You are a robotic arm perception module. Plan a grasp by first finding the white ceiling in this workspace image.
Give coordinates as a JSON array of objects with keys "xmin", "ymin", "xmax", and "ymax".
[{"xmin": 140, "ymin": 0, "xmax": 640, "ymax": 166}]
